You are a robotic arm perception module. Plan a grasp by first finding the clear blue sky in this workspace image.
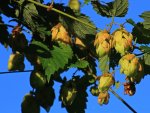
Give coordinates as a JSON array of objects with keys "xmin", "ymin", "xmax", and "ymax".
[{"xmin": 0, "ymin": 0, "xmax": 150, "ymax": 113}]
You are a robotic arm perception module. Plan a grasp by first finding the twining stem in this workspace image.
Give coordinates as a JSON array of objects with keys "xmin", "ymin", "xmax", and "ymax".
[
  {"xmin": 109, "ymin": 88, "xmax": 137, "ymax": 113},
  {"xmin": 0, "ymin": 70, "xmax": 33, "ymax": 74},
  {"xmin": 27, "ymin": 0, "xmax": 99, "ymax": 30},
  {"xmin": 0, "ymin": 23, "xmax": 32, "ymax": 34}
]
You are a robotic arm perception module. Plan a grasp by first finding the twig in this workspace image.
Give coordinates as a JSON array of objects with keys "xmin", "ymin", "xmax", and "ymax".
[
  {"xmin": 0, "ymin": 23, "xmax": 32, "ymax": 34},
  {"xmin": 26, "ymin": 0, "xmax": 101, "ymax": 31},
  {"xmin": 109, "ymin": 88, "xmax": 137, "ymax": 113}
]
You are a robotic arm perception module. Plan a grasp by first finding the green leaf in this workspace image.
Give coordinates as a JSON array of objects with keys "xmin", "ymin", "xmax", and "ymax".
[
  {"xmin": 143, "ymin": 54, "xmax": 150, "ymax": 75},
  {"xmin": 91, "ymin": 0, "xmax": 128, "ymax": 17},
  {"xmin": 140, "ymin": 46, "xmax": 150, "ymax": 53},
  {"xmin": 112, "ymin": 0, "xmax": 128, "ymax": 17},
  {"xmin": 99, "ymin": 55, "xmax": 109, "ymax": 74},
  {"xmin": 0, "ymin": 15, "xmax": 9, "ymax": 47},
  {"xmin": 126, "ymin": 18, "xmax": 136, "ymax": 26},
  {"xmin": 69, "ymin": 60, "xmax": 89, "ymax": 68},
  {"xmin": 132, "ymin": 23, "xmax": 150, "ymax": 44},
  {"xmin": 140, "ymin": 11, "xmax": 150, "ymax": 30},
  {"xmin": 84, "ymin": 0, "xmax": 91, "ymax": 4},
  {"xmin": 30, "ymin": 41, "xmax": 73, "ymax": 81}
]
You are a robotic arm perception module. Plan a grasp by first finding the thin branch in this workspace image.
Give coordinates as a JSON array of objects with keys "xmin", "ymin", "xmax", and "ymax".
[
  {"xmin": 0, "ymin": 70, "xmax": 33, "ymax": 74},
  {"xmin": 109, "ymin": 88, "xmax": 137, "ymax": 113},
  {"xmin": 108, "ymin": 16, "xmax": 114, "ymax": 32},
  {"xmin": 0, "ymin": 23, "xmax": 32, "ymax": 34},
  {"xmin": 26, "ymin": 0, "xmax": 101, "ymax": 31}
]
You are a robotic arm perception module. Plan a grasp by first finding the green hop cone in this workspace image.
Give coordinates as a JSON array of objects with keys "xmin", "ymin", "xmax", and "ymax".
[
  {"xmin": 8, "ymin": 52, "xmax": 25, "ymax": 71},
  {"xmin": 60, "ymin": 81, "xmax": 77, "ymax": 106},
  {"xmin": 98, "ymin": 92, "xmax": 110, "ymax": 105},
  {"xmin": 94, "ymin": 30, "xmax": 112, "ymax": 58},
  {"xmin": 68, "ymin": 0, "xmax": 80, "ymax": 11},
  {"xmin": 90, "ymin": 86, "xmax": 99, "ymax": 96},
  {"xmin": 35, "ymin": 86, "xmax": 55, "ymax": 112},
  {"xmin": 112, "ymin": 28, "xmax": 133, "ymax": 56},
  {"xmin": 98, "ymin": 73, "xmax": 115, "ymax": 93},
  {"xmin": 119, "ymin": 54, "xmax": 143, "ymax": 80},
  {"xmin": 21, "ymin": 93, "xmax": 40, "ymax": 113},
  {"xmin": 30, "ymin": 70, "xmax": 46, "ymax": 89}
]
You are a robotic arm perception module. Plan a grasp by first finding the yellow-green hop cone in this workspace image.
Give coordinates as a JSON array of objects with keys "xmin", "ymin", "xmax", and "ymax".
[
  {"xmin": 98, "ymin": 92, "xmax": 110, "ymax": 105},
  {"xmin": 30, "ymin": 71, "xmax": 46, "ymax": 89},
  {"xmin": 112, "ymin": 28, "xmax": 133, "ymax": 56},
  {"xmin": 98, "ymin": 73, "xmax": 115, "ymax": 92},
  {"xmin": 8, "ymin": 52, "xmax": 25, "ymax": 71},
  {"xmin": 119, "ymin": 54, "xmax": 142, "ymax": 78},
  {"xmin": 90, "ymin": 86, "xmax": 99, "ymax": 96},
  {"xmin": 94, "ymin": 30, "xmax": 112, "ymax": 58},
  {"xmin": 68, "ymin": 0, "xmax": 80, "ymax": 11}
]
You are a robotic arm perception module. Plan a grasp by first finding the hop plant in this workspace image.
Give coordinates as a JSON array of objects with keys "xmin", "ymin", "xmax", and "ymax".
[
  {"xmin": 98, "ymin": 91, "xmax": 110, "ymax": 105},
  {"xmin": 90, "ymin": 86, "xmax": 99, "ymax": 96},
  {"xmin": 8, "ymin": 52, "xmax": 25, "ymax": 71},
  {"xmin": 98, "ymin": 73, "xmax": 115, "ymax": 93},
  {"xmin": 112, "ymin": 28, "xmax": 133, "ymax": 56},
  {"xmin": 94, "ymin": 30, "xmax": 112, "ymax": 58},
  {"xmin": 51, "ymin": 23, "xmax": 72, "ymax": 44},
  {"xmin": 119, "ymin": 54, "xmax": 144, "ymax": 82}
]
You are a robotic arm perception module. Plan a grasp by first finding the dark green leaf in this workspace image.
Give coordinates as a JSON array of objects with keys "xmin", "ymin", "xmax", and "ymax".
[
  {"xmin": 0, "ymin": 15, "xmax": 9, "ymax": 47},
  {"xmin": 91, "ymin": 0, "xmax": 128, "ymax": 17},
  {"xmin": 30, "ymin": 41, "xmax": 73, "ymax": 81},
  {"xmin": 140, "ymin": 11, "xmax": 150, "ymax": 30},
  {"xmin": 99, "ymin": 55, "xmax": 109, "ymax": 74},
  {"xmin": 140, "ymin": 46, "xmax": 150, "ymax": 53},
  {"xmin": 69, "ymin": 60, "xmax": 89, "ymax": 68},
  {"xmin": 126, "ymin": 18, "xmax": 136, "ymax": 26},
  {"xmin": 143, "ymin": 54, "xmax": 150, "ymax": 75},
  {"xmin": 132, "ymin": 23, "xmax": 150, "ymax": 44}
]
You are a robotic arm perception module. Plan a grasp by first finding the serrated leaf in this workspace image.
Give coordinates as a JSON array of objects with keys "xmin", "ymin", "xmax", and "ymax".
[
  {"xmin": 30, "ymin": 41, "xmax": 73, "ymax": 81},
  {"xmin": 140, "ymin": 11, "xmax": 150, "ymax": 30},
  {"xmin": 91, "ymin": 0, "xmax": 128, "ymax": 17},
  {"xmin": 112, "ymin": 0, "xmax": 128, "ymax": 17},
  {"xmin": 132, "ymin": 23, "xmax": 150, "ymax": 44},
  {"xmin": 143, "ymin": 54, "xmax": 150, "ymax": 75},
  {"xmin": 69, "ymin": 60, "xmax": 89, "ymax": 68},
  {"xmin": 99, "ymin": 55, "xmax": 109, "ymax": 74},
  {"xmin": 0, "ymin": 15, "xmax": 9, "ymax": 47},
  {"xmin": 140, "ymin": 46, "xmax": 150, "ymax": 53}
]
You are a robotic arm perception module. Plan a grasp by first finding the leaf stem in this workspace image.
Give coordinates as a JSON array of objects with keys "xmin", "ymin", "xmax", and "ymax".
[
  {"xmin": 109, "ymin": 88, "xmax": 137, "ymax": 113},
  {"xmin": 26, "ymin": 0, "xmax": 100, "ymax": 30}
]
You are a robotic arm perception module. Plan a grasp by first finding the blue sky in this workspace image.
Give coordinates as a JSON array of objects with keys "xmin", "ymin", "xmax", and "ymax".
[{"xmin": 0, "ymin": 0, "xmax": 150, "ymax": 113}]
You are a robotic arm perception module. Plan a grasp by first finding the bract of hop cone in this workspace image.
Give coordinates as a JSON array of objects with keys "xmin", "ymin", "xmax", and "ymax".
[{"xmin": 94, "ymin": 30, "xmax": 112, "ymax": 58}]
